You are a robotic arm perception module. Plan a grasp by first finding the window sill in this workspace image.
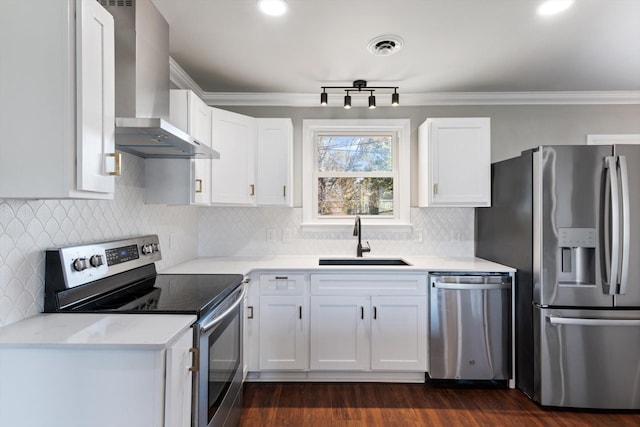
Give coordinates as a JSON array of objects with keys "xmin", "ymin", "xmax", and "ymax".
[{"xmin": 301, "ymin": 221, "xmax": 413, "ymax": 234}]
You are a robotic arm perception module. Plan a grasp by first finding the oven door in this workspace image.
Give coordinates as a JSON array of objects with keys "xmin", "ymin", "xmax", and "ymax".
[{"xmin": 193, "ymin": 285, "xmax": 245, "ymax": 427}]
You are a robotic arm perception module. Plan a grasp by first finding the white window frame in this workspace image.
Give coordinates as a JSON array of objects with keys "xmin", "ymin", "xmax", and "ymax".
[{"xmin": 302, "ymin": 119, "xmax": 411, "ymax": 230}]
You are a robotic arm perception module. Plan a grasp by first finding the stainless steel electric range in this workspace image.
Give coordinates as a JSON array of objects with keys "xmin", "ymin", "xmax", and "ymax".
[{"xmin": 44, "ymin": 235, "xmax": 244, "ymax": 427}]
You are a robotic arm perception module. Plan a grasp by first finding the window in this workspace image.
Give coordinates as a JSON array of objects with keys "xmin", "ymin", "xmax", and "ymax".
[{"xmin": 302, "ymin": 119, "xmax": 410, "ymax": 229}]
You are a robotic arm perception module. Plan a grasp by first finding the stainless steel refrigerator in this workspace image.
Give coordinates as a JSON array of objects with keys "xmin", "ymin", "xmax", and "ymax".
[{"xmin": 476, "ymin": 145, "xmax": 640, "ymax": 409}]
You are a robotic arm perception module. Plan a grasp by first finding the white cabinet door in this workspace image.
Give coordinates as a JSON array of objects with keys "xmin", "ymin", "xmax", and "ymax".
[
  {"xmin": 256, "ymin": 119, "xmax": 293, "ymax": 206},
  {"xmin": 0, "ymin": 0, "xmax": 115, "ymax": 199},
  {"xmin": 244, "ymin": 277, "xmax": 260, "ymax": 373},
  {"xmin": 164, "ymin": 330, "xmax": 194, "ymax": 427},
  {"xmin": 193, "ymin": 159, "xmax": 212, "ymax": 205},
  {"xmin": 170, "ymin": 89, "xmax": 212, "ymax": 147},
  {"xmin": 77, "ymin": 0, "xmax": 116, "ymax": 194},
  {"xmin": 211, "ymin": 108, "xmax": 257, "ymax": 205},
  {"xmin": 371, "ymin": 296, "xmax": 427, "ymax": 371},
  {"xmin": 259, "ymin": 295, "xmax": 307, "ymax": 370},
  {"xmin": 418, "ymin": 118, "xmax": 491, "ymax": 207},
  {"xmin": 310, "ymin": 296, "xmax": 370, "ymax": 370}
]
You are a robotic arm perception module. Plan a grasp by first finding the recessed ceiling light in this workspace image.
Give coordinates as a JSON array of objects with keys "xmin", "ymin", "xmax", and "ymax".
[
  {"xmin": 258, "ymin": 0, "xmax": 288, "ymax": 17},
  {"xmin": 537, "ymin": 0, "xmax": 574, "ymax": 16}
]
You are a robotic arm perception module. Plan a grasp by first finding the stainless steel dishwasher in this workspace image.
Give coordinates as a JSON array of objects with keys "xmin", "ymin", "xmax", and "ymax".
[{"xmin": 429, "ymin": 273, "xmax": 511, "ymax": 380}]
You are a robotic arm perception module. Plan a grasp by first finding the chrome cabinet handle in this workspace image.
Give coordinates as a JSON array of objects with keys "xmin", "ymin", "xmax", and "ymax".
[
  {"xmin": 373, "ymin": 306, "xmax": 377, "ymax": 320},
  {"xmin": 299, "ymin": 306, "xmax": 302, "ymax": 320},
  {"xmin": 360, "ymin": 306, "xmax": 364, "ymax": 320},
  {"xmin": 247, "ymin": 306, "xmax": 254, "ymax": 319},
  {"xmin": 250, "ymin": 184, "xmax": 255, "ymax": 196},
  {"xmin": 195, "ymin": 179, "xmax": 203, "ymax": 193},
  {"xmin": 283, "ymin": 185, "xmax": 286, "ymax": 198}
]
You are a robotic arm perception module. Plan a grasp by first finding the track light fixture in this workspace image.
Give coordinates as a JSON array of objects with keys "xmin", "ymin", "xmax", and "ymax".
[{"xmin": 320, "ymin": 80, "xmax": 399, "ymax": 108}]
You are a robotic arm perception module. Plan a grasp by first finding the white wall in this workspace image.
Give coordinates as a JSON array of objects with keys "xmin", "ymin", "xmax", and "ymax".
[{"xmin": 0, "ymin": 153, "xmax": 199, "ymax": 327}]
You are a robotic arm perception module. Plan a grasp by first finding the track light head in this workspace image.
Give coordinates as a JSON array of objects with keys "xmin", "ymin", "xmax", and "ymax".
[
  {"xmin": 368, "ymin": 93, "xmax": 376, "ymax": 109},
  {"xmin": 320, "ymin": 91, "xmax": 328, "ymax": 106},
  {"xmin": 344, "ymin": 94, "xmax": 352, "ymax": 109},
  {"xmin": 391, "ymin": 91, "xmax": 399, "ymax": 106}
]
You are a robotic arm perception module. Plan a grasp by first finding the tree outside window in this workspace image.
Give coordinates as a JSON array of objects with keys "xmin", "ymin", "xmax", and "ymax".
[{"xmin": 316, "ymin": 135, "xmax": 394, "ymax": 217}]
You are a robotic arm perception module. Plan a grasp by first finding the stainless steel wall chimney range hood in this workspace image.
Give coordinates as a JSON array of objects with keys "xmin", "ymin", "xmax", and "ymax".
[{"xmin": 100, "ymin": 0, "xmax": 219, "ymax": 159}]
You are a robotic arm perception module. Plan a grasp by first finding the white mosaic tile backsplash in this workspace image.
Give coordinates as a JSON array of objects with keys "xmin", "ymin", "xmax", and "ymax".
[
  {"xmin": 0, "ymin": 153, "xmax": 199, "ymax": 327},
  {"xmin": 198, "ymin": 207, "xmax": 474, "ymax": 258}
]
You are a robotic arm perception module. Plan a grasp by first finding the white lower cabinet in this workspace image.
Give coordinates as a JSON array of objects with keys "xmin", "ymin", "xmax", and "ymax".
[
  {"xmin": 309, "ymin": 295, "xmax": 427, "ymax": 371},
  {"xmin": 259, "ymin": 295, "xmax": 307, "ymax": 370},
  {"xmin": 310, "ymin": 296, "xmax": 370, "ymax": 370},
  {"xmin": 164, "ymin": 330, "xmax": 194, "ymax": 427},
  {"xmin": 246, "ymin": 272, "xmax": 428, "ymax": 379},
  {"xmin": 370, "ymin": 296, "xmax": 427, "ymax": 371},
  {"xmin": 0, "ymin": 323, "xmax": 194, "ymax": 427},
  {"xmin": 256, "ymin": 273, "xmax": 308, "ymax": 371}
]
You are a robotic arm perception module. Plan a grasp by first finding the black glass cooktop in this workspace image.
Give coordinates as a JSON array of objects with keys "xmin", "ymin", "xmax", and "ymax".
[{"xmin": 68, "ymin": 274, "xmax": 243, "ymax": 316}]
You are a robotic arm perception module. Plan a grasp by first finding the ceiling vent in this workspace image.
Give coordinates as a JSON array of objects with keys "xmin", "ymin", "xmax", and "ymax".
[{"xmin": 367, "ymin": 35, "xmax": 404, "ymax": 56}]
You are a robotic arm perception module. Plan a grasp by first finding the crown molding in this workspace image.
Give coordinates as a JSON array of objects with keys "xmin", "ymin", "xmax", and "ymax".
[{"xmin": 169, "ymin": 58, "xmax": 640, "ymax": 107}]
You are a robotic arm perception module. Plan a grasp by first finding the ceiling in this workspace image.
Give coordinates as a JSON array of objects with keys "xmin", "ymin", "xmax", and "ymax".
[{"xmin": 152, "ymin": 0, "xmax": 640, "ymax": 100}]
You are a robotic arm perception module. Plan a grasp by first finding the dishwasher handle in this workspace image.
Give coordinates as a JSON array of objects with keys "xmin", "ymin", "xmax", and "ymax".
[{"xmin": 432, "ymin": 282, "xmax": 511, "ymax": 290}]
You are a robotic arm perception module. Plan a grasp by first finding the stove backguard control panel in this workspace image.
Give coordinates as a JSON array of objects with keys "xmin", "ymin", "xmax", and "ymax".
[{"xmin": 46, "ymin": 235, "xmax": 162, "ymax": 290}]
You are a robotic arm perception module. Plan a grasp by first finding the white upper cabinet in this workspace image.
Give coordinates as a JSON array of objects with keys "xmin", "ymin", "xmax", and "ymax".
[
  {"xmin": 256, "ymin": 119, "xmax": 294, "ymax": 207},
  {"xmin": 170, "ymin": 89, "xmax": 212, "ymax": 147},
  {"xmin": 145, "ymin": 90, "xmax": 213, "ymax": 205},
  {"xmin": 0, "ymin": 0, "xmax": 117, "ymax": 199},
  {"xmin": 211, "ymin": 108, "xmax": 257, "ymax": 205},
  {"xmin": 418, "ymin": 118, "xmax": 491, "ymax": 207}
]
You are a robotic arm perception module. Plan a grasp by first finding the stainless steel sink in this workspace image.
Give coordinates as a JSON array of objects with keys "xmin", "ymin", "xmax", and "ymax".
[{"xmin": 318, "ymin": 258, "xmax": 411, "ymax": 266}]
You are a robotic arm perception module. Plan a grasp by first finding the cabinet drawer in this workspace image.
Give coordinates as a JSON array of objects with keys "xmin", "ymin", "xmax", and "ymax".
[
  {"xmin": 310, "ymin": 274, "xmax": 427, "ymax": 295},
  {"xmin": 260, "ymin": 274, "xmax": 306, "ymax": 295}
]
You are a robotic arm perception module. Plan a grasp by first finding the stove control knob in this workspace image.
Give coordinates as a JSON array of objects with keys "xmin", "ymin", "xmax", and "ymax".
[
  {"xmin": 72, "ymin": 257, "xmax": 88, "ymax": 272},
  {"xmin": 152, "ymin": 243, "xmax": 160, "ymax": 252},
  {"xmin": 90, "ymin": 254, "xmax": 104, "ymax": 267},
  {"xmin": 141, "ymin": 244, "xmax": 154, "ymax": 255}
]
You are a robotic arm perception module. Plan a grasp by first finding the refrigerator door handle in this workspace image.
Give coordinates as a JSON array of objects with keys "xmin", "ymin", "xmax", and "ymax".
[
  {"xmin": 618, "ymin": 155, "xmax": 631, "ymax": 295},
  {"xmin": 548, "ymin": 316, "xmax": 640, "ymax": 327},
  {"xmin": 605, "ymin": 156, "xmax": 621, "ymax": 295}
]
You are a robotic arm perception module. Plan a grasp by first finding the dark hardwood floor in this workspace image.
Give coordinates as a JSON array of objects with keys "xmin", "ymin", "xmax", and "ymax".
[{"xmin": 240, "ymin": 382, "xmax": 640, "ymax": 426}]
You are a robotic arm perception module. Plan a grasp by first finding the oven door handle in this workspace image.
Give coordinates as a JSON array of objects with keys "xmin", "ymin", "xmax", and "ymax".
[{"xmin": 199, "ymin": 285, "xmax": 246, "ymax": 334}]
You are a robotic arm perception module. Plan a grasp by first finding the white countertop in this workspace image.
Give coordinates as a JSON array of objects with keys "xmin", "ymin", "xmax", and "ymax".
[
  {"xmin": 0, "ymin": 313, "xmax": 196, "ymax": 350},
  {"xmin": 160, "ymin": 255, "xmax": 515, "ymax": 275}
]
